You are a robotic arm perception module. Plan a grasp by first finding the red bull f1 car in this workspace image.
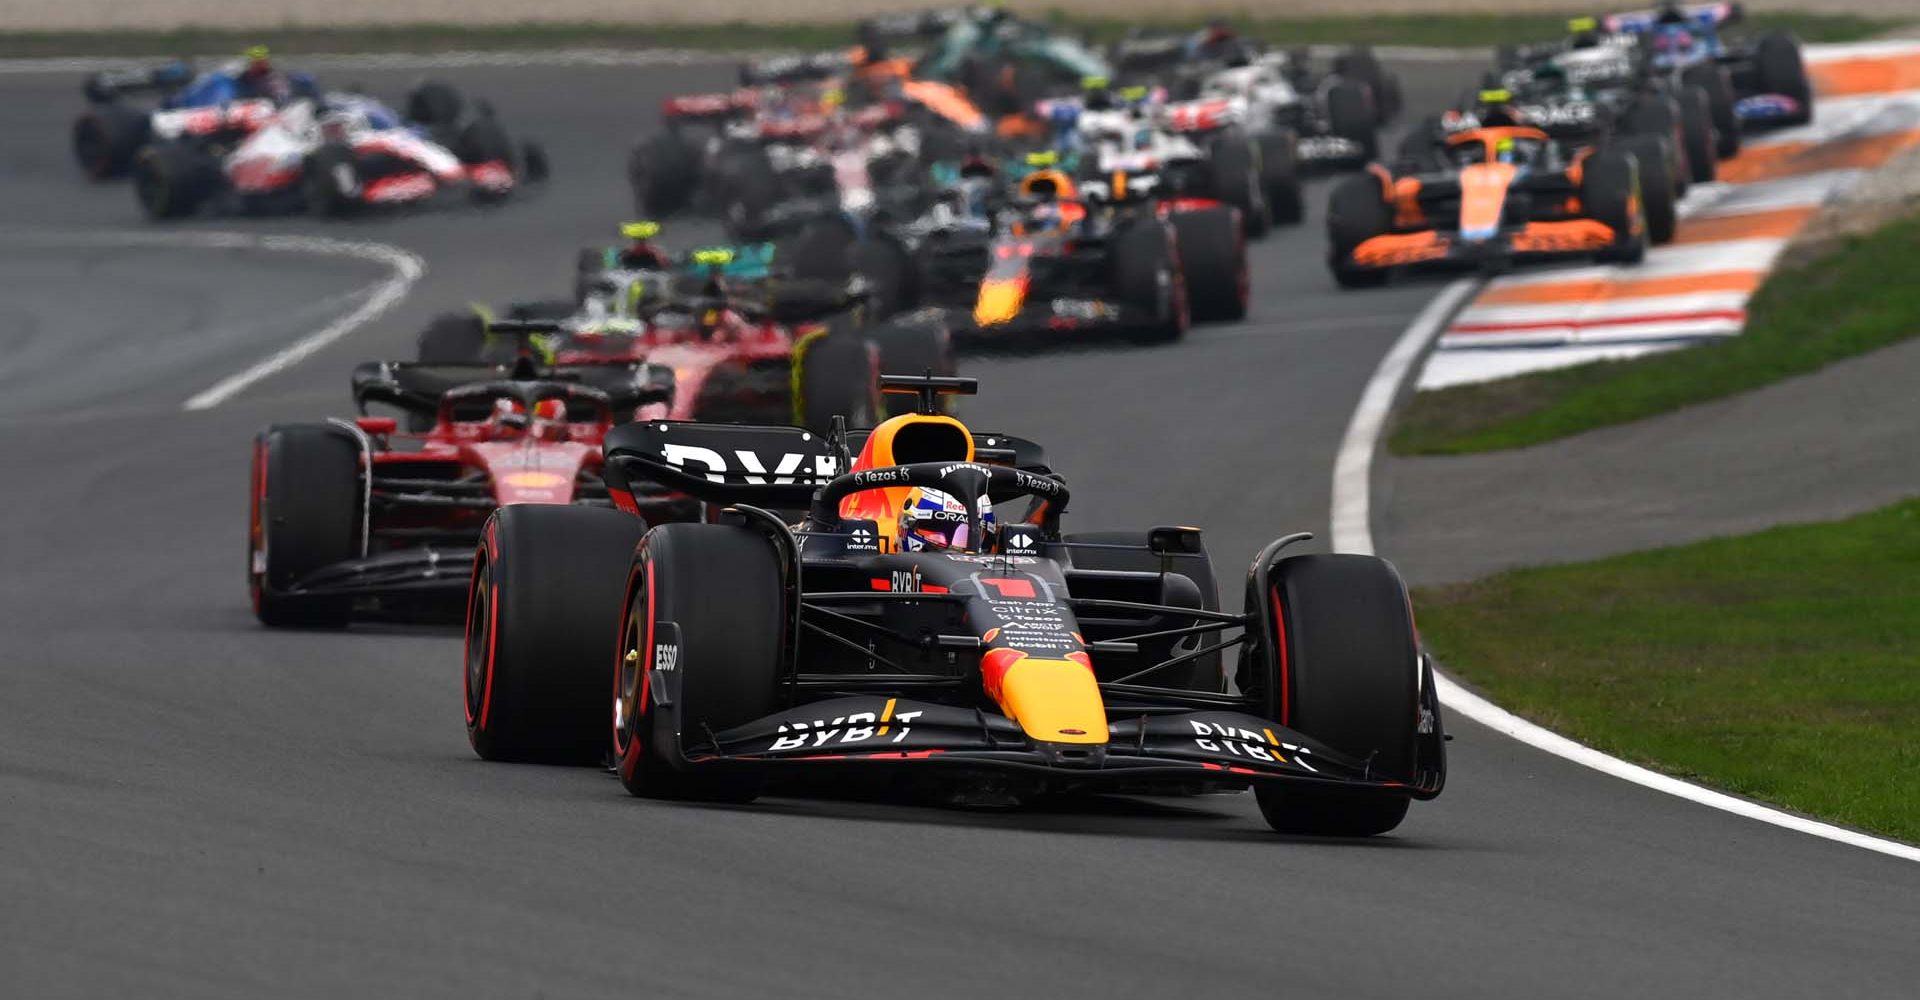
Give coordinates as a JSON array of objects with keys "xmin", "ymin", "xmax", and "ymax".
[
  {"xmin": 1327, "ymin": 122, "xmax": 1656, "ymax": 287},
  {"xmin": 462, "ymin": 375, "xmax": 1447, "ymax": 837}
]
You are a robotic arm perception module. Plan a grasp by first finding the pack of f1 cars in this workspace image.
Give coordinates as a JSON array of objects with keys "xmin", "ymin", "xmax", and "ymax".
[
  {"xmin": 419, "ymin": 223, "xmax": 955, "ymax": 432},
  {"xmin": 1327, "ymin": 107, "xmax": 1666, "ymax": 287},
  {"xmin": 1605, "ymin": 2, "xmax": 1813, "ymax": 133},
  {"xmin": 134, "ymin": 88, "xmax": 546, "ymax": 219},
  {"xmin": 247, "ymin": 352, "xmax": 660, "ymax": 627},
  {"xmin": 460, "ymin": 374, "xmax": 1446, "ymax": 837}
]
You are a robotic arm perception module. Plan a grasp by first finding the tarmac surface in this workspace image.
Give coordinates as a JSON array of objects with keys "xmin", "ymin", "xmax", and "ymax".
[{"xmin": 2, "ymin": 55, "xmax": 1916, "ymax": 999}]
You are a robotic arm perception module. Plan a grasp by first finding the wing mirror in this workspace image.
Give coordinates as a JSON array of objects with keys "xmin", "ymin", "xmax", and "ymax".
[{"xmin": 1147, "ymin": 525, "xmax": 1204, "ymax": 556}]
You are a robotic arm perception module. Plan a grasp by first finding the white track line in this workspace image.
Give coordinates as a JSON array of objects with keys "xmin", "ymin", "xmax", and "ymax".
[
  {"xmin": 180, "ymin": 235, "xmax": 422, "ymax": 410},
  {"xmin": 1329, "ymin": 279, "xmax": 1920, "ymax": 866},
  {"xmin": 1, "ymin": 230, "xmax": 423, "ymax": 410}
]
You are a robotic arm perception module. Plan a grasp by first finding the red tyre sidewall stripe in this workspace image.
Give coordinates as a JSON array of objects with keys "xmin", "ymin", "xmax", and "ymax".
[
  {"xmin": 1270, "ymin": 587, "xmax": 1291, "ymax": 726},
  {"xmin": 475, "ymin": 519, "xmax": 502, "ymax": 731},
  {"xmin": 618, "ymin": 553, "xmax": 655, "ymax": 783}
]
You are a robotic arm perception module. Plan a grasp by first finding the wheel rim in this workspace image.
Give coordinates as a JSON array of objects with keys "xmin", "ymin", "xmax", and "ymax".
[
  {"xmin": 613, "ymin": 565, "xmax": 650, "ymax": 762},
  {"xmin": 463, "ymin": 561, "xmax": 492, "ymax": 726}
]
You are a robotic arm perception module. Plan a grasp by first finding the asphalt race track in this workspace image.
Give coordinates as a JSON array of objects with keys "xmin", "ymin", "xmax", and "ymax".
[{"xmin": 2, "ymin": 55, "xmax": 1916, "ymax": 999}]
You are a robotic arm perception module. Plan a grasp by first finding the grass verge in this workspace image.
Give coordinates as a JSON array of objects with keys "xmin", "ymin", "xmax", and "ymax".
[
  {"xmin": 1391, "ymin": 208, "xmax": 1920, "ymax": 455},
  {"xmin": 1414, "ymin": 497, "xmax": 1920, "ymax": 843},
  {"xmin": 0, "ymin": 12, "xmax": 1901, "ymax": 59}
]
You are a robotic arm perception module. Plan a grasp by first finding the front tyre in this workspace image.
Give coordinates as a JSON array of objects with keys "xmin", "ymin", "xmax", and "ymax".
[
  {"xmin": 1245, "ymin": 554, "xmax": 1421, "ymax": 837},
  {"xmin": 615, "ymin": 523, "xmax": 785, "ymax": 801},
  {"xmin": 464, "ymin": 505, "xmax": 647, "ymax": 764},
  {"xmin": 250, "ymin": 424, "xmax": 361, "ymax": 628}
]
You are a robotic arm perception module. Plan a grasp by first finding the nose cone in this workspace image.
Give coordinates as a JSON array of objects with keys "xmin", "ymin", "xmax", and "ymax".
[
  {"xmin": 1456, "ymin": 161, "xmax": 1518, "ymax": 242},
  {"xmin": 988, "ymin": 651, "xmax": 1109, "ymax": 745},
  {"xmin": 973, "ymin": 277, "xmax": 1028, "ymax": 327}
]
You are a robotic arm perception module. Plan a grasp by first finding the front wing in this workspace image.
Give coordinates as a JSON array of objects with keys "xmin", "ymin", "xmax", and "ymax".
[
  {"xmin": 1343, "ymin": 218, "xmax": 1620, "ymax": 274},
  {"xmin": 682, "ymin": 697, "xmax": 1443, "ymax": 799}
]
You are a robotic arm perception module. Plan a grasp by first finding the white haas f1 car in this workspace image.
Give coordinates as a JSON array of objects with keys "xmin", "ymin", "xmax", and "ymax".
[
  {"xmin": 133, "ymin": 93, "xmax": 547, "ymax": 219},
  {"xmin": 1073, "ymin": 100, "xmax": 1300, "ymax": 237}
]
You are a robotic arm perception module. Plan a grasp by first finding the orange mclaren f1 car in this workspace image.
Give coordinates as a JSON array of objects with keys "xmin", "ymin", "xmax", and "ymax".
[
  {"xmin": 461, "ymin": 375, "xmax": 1446, "ymax": 836},
  {"xmin": 1326, "ymin": 123, "xmax": 1653, "ymax": 288}
]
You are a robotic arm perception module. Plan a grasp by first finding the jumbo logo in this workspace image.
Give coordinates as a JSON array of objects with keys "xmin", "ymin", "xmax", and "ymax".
[{"xmin": 660, "ymin": 443, "xmax": 838, "ymax": 484}]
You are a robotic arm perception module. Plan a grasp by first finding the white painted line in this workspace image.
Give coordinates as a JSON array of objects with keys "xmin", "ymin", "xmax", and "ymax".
[
  {"xmin": 1416, "ymin": 341, "xmax": 1689, "ymax": 390},
  {"xmin": 1329, "ymin": 277, "xmax": 1920, "ymax": 866},
  {"xmin": 0, "ymin": 48, "xmax": 739, "ymax": 74},
  {"xmin": 4, "ymin": 227, "xmax": 428, "ymax": 410},
  {"xmin": 1328, "ymin": 277, "xmax": 1479, "ymax": 555},
  {"xmin": 180, "ymin": 235, "xmax": 423, "ymax": 410}
]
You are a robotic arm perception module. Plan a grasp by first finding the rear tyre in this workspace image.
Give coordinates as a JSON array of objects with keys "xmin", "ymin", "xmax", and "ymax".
[
  {"xmin": 465, "ymin": 505, "xmax": 646, "ymax": 764},
  {"xmin": 870, "ymin": 314, "xmax": 955, "ymax": 418},
  {"xmin": 303, "ymin": 143, "xmax": 359, "ymax": 218},
  {"xmin": 1110, "ymin": 220, "xmax": 1189, "ymax": 342},
  {"xmin": 1324, "ymin": 81, "xmax": 1379, "ymax": 161},
  {"xmin": 1683, "ymin": 63, "xmax": 1741, "ymax": 160},
  {"xmin": 132, "ymin": 141, "xmax": 217, "ymax": 220},
  {"xmin": 1756, "ymin": 33, "xmax": 1813, "ymax": 126},
  {"xmin": 1619, "ymin": 136, "xmax": 1677, "ymax": 246},
  {"xmin": 1169, "ymin": 206, "xmax": 1248, "ymax": 323},
  {"xmin": 629, "ymin": 131, "xmax": 702, "ymax": 216},
  {"xmin": 1326, "ymin": 174, "xmax": 1391, "ymax": 289},
  {"xmin": 406, "ymin": 79, "xmax": 465, "ymax": 128},
  {"xmin": 456, "ymin": 118, "xmax": 516, "ymax": 202},
  {"xmin": 1583, "ymin": 148, "xmax": 1648, "ymax": 265},
  {"xmin": 1257, "ymin": 130, "xmax": 1305, "ymax": 226},
  {"xmin": 1676, "ymin": 85, "xmax": 1718, "ymax": 184},
  {"xmin": 615, "ymin": 523, "xmax": 785, "ymax": 801},
  {"xmin": 793, "ymin": 327, "xmax": 878, "ymax": 433},
  {"xmin": 1247, "ymin": 554, "xmax": 1419, "ymax": 837},
  {"xmin": 72, "ymin": 105, "xmax": 150, "ymax": 179},
  {"xmin": 417, "ymin": 312, "xmax": 490, "ymax": 364},
  {"xmin": 1207, "ymin": 134, "xmax": 1269, "ymax": 239},
  {"xmin": 250, "ymin": 424, "xmax": 360, "ymax": 629}
]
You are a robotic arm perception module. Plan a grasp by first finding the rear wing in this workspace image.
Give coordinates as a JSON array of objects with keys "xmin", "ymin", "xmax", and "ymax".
[
  {"xmin": 602, "ymin": 416, "xmax": 1053, "ymax": 513},
  {"xmin": 661, "ymin": 88, "xmax": 759, "ymax": 123},
  {"xmin": 603, "ymin": 421, "xmax": 842, "ymax": 510},
  {"xmin": 83, "ymin": 62, "xmax": 193, "ymax": 103},
  {"xmin": 1604, "ymin": 3, "xmax": 1738, "ymax": 34},
  {"xmin": 739, "ymin": 50, "xmax": 855, "ymax": 87}
]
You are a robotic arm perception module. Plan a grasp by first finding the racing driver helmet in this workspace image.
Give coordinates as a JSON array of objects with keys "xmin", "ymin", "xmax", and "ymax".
[{"xmin": 898, "ymin": 486, "xmax": 994, "ymax": 552}]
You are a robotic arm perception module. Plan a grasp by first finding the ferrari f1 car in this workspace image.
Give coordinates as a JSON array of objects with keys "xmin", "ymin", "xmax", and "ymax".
[
  {"xmin": 1327, "ymin": 117, "xmax": 1660, "ymax": 287},
  {"xmin": 462, "ymin": 375, "xmax": 1447, "ymax": 836},
  {"xmin": 247, "ymin": 354, "xmax": 668, "ymax": 627},
  {"xmin": 421, "ymin": 226, "xmax": 956, "ymax": 433}
]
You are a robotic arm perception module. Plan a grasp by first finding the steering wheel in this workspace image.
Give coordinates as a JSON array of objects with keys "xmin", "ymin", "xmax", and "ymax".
[{"xmin": 806, "ymin": 461, "xmax": 1070, "ymax": 551}]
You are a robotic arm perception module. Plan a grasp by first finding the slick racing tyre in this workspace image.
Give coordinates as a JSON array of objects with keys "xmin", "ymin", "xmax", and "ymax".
[
  {"xmin": 1619, "ymin": 135, "xmax": 1677, "ymax": 246},
  {"xmin": 1583, "ymin": 148, "xmax": 1648, "ymax": 266},
  {"xmin": 457, "ymin": 118, "xmax": 517, "ymax": 202},
  {"xmin": 406, "ymin": 79, "xmax": 465, "ymax": 128},
  {"xmin": 615, "ymin": 522, "xmax": 785, "ymax": 802},
  {"xmin": 417, "ymin": 311, "xmax": 493, "ymax": 363},
  {"xmin": 1257, "ymin": 130, "xmax": 1305, "ymax": 227},
  {"xmin": 1325, "ymin": 81, "xmax": 1379, "ymax": 161},
  {"xmin": 250, "ymin": 424, "xmax": 361, "ymax": 628},
  {"xmin": 1756, "ymin": 32, "xmax": 1813, "ymax": 126},
  {"xmin": 1334, "ymin": 45, "xmax": 1399, "ymax": 122},
  {"xmin": 1326, "ymin": 174, "xmax": 1392, "ymax": 289},
  {"xmin": 1169, "ymin": 205, "xmax": 1248, "ymax": 324},
  {"xmin": 1676, "ymin": 85, "xmax": 1718, "ymax": 185},
  {"xmin": 793, "ymin": 326, "xmax": 878, "ymax": 433},
  {"xmin": 73, "ymin": 104, "xmax": 150, "ymax": 179},
  {"xmin": 1110, "ymin": 219, "xmax": 1189, "ymax": 342},
  {"xmin": 132, "ymin": 141, "xmax": 219, "ymax": 220},
  {"xmin": 870, "ymin": 313, "xmax": 955, "ymax": 418},
  {"xmin": 850, "ymin": 236, "xmax": 919, "ymax": 320},
  {"xmin": 1244, "ymin": 554, "xmax": 1420, "ymax": 837},
  {"xmin": 465, "ymin": 505, "xmax": 647, "ymax": 764},
  {"xmin": 629, "ymin": 131, "xmax": 701, "ymax": 216},
  {"xmin": 1207, "ymin": 134, "xmax": 1270, "ymax": 239},
  {"xmin": 303, "ymin": 143, "xmax": 360, "ymax": 218},
  {"xmin": 1682, "ymin": 62, "xmax": 1742, "ymax": 159}
]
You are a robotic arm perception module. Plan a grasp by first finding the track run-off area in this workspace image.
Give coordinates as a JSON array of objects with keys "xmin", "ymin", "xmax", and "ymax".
[{"xmin": 0, "ymin": 49, "xmax": 1915, "ymax": 999}]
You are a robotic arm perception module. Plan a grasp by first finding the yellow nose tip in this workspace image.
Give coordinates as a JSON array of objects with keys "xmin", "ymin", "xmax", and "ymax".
[{"xmin": 974, "ymin": 278, "xmax": 1027, "ymax": 327}]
